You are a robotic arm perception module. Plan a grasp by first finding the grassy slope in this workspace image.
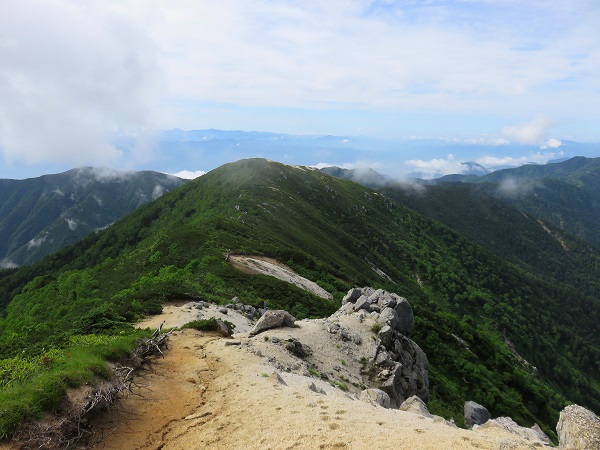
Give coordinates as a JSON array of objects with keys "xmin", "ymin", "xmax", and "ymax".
[{"xmin": 1, "ymin": 159, "xmax": 599, "ymax": 439}]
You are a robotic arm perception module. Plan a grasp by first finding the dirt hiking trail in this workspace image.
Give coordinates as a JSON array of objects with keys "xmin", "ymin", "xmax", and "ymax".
[{"xmin": 81, "ymin": 304, "xmax": 543, "ymax": 450}]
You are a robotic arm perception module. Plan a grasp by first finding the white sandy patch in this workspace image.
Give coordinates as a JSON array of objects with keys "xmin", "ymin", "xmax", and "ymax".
[
  {"xmin": 229, "ymin": 255, "xmax": 333, "ymax": 299},
  {"xmin": 136, "ymin": 300, "xmax": 254, "ymax": 334}
]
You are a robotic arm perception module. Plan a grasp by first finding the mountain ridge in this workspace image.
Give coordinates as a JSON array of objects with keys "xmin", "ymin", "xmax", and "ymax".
[
  {"xmin": 1, "ymin": 158, "xmax": 599, "ymax": 438},
  {"xmin": 0, "ymin": 167, "xmax": 185, "ymax": 267}
]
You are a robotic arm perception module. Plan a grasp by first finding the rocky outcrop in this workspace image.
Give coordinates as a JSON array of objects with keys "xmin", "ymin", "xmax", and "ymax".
[
  {"xmin": 464, "ymin": 401, "xmax": 490, "ymax": 428},
  {"xmin": 284, "ymin": 338, "xmax": 311, "ymax": 358},
  {"xmin": 557, "ymin": 404, "xmax": 600, "ymax": 449},
  {"xmin": 476, "ymin": 417, "xmax": 551, "ymax": 446},
  {"xmin": 374, "ymin": 334, "xmax": 428, "ymax": 408},
  {"xmin": 342, "ymin": 287, "xmax": 428, "ymax": 408},
  {"xmin": 343, "ymin": 288, "xmax": 414, "ymax": 338},
  {"xmin": 249, "ymin": 310, "xmax": 296, "ymax": 336},
  {"xmin": 359, "ymin": 389, "xmax": 391, "ymax": 408}
]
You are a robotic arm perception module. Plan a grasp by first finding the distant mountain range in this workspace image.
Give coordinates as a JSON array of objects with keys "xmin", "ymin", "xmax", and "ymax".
[
  {"xmin": 146, "ymin": 129, "xmax": 600, "ymax": 180},
  {"xmin": 0, "ymin": 168, "xmax": 185, "ymax": 267}
]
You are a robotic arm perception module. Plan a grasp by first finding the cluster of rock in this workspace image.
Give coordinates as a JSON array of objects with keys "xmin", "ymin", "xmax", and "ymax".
[
  {"xmin": 341, "ymin": 287, "xmax": 428, "ymax": 407},
  {"xmin": 220, "ymin": 296, "xmax": 265, "ymax": 320},
  {"xmin": 238, "ymin": 286, "xmax": 600, "ymax": 449}
]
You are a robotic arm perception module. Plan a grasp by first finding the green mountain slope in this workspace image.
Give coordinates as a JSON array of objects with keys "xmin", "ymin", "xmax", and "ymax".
[
  {"xmin": 0, "ymin": 168, "xmax": 185, "ymax": 267},
  {"xmin": 1, "ymin": 159, "xmax": 599, "ymax": 438},
  {"xmin": 381, "ymin": 183, "xmax": 600, "ymax": 300},
  {"xmin": 432, "ymin": 156, "xmax": 600, "ymax": 249}
]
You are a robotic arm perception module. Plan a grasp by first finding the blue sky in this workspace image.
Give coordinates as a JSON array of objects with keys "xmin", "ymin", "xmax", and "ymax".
[{"xmin": 0, "ymin": 0, "xmax": 599, "ymax": 179}]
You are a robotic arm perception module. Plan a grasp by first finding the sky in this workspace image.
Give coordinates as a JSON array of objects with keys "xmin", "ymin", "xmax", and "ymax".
[{"xmin": 1, "ymin": 0, "xmax": 599, "ymax": 180}]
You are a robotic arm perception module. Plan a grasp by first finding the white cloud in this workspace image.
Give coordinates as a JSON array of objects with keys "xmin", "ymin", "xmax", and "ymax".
[
  {"xmin": 457, "ymin": 137, "xmax": 510, "ymax": 146},
  {"xmin": 405, "ymin": 154, "xmax": 468, "ymax": 179},
  {"xmin": 172, "ymin": 170, "xmax": 206, "ymax": 179},
  {"xmin": 65, "ymin": 218, "xmax": 78, "ymax": 230},
  {"xmin": 152, "ymin": 184, "xmax": 165, "ymax": 199},
  {"xmin": 0, "ymin": 1, "xmax": 161, "ymax": 168},
  {"xmin": 502, "ymin": 115, "xmax": 555, "ymax": 145},
  {"xmin": 0, "ymin": 258, "xmax": 19, "ymax": 269},
  {"xmin": 153, "ymin": 0, "xmax": 600, "ymax": 124},
  {"xmin": 1, "ymin": 0, "xmax": 598, "ymax": 177},
  {"xmin": 497, "ymin": 177, "xmax": 540, "ymax": 197},
  {"xmin": 0, "ymin": 259, "xmax": 19, "ymax": 269},
  {"xmin": 541, "ymin": 138, "xmax": 562, "ymax": 149},
  {"xmin": 27, "ymin": 234, "xmax": 48, "ymax": 250},
  {"xmin": 476, "ymin": 150, "xmax": 564, "ymax": 168},
  {"xmin": 92, "ymin": 194, "xmax": 103, "ymax": 207}
]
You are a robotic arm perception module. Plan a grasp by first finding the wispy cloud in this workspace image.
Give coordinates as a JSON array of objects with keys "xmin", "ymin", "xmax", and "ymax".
[
  {"xmin": 0, "ymin": 259, "xmax": 18, "ymax": 269},
  {"xmin": 497, "ymin": 178, "xmax": 541, "ymax": 197},
  {"xmin": 157, "ymin": 1, "xmax": 600, "ymax": 120},
  {"xmin": 476, "ymin": 150, "xmax": 564, "ymax": 168},
  {"xmin": 152, "ymin": 184, "xmax": 166, "ymax": 199},
  {"xmin": 502, "ymin": 115, "xmax": 556, "ymax": 145},
  {"xmin": 405, "ymin": 148, "xmax": 565, "ymax": 178},
  {"xmin": 65, "ymin": 218, "xmax": 78, "ymax": 231},
  {"xmin": 27, "ymin": 234, "xmax": 48, "ymax": 250}
]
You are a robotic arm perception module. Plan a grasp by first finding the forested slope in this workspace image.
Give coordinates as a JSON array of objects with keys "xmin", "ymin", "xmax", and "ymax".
[{"xmin": 0, "ymin": 168, "xmax": 185, "ymax": 267}]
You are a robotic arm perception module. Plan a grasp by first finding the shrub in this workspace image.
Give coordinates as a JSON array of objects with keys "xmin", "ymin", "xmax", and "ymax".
[{"xmin": 308, "ymin": 368, "xmax": 321, "ymax": 378}]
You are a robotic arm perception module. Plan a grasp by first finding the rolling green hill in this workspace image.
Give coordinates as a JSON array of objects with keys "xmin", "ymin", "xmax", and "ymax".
[
  {"xmin": 0, "ymin": 167, "xmax": 185, "ymax": 267},
  {"xmin": 1, "ymin": 158, "xmax": 599, "ymax": 439}
]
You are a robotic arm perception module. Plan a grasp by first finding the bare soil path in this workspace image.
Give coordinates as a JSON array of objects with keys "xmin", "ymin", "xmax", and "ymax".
[{"xmin": 83, "ymin": 310, "xmax": 542, "ymax": 450}]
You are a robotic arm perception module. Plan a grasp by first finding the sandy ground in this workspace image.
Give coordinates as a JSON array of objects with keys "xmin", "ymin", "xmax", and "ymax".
[
  {"xmin": 136, "ymin": 301, "xmax": 254, "ymax": 334},
  {"xmin": 81, "ymin": 307, "xmax": 545, "ymax": 450},
  {"xmin": 228, "ymin": 255, "xmax": 333, "ymax": 300}
]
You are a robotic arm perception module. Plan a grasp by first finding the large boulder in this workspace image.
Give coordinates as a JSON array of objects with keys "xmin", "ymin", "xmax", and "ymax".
[
  {"xmin": 399, "ymin": 395, "xmax": 432, "ymax": 418},
  {"xmin": 249, "ymin": 310, "xmax": 296, "ymax": 336},
  {"xmin": 464, "ymin": 401, "xmax": 490, "ymax": 428},
  {"xmin": 341, "ymin": 288, "xmax": 363, "ymax": 305},
  {"xmin": 377, "ymin": 325, "xmax": 394, "ymax": 348},
  {"xmin": 557, "ymin": 404, "xmax": 600, "ymax": 450},
  {"xmin": 353, "ymin": 295, "xmax": 371, "ymax": 311},
  {"xmin": 393, "ymin": 297, "xmax": 414, "ymax": 337},
  {"xmin": 377, "ymin": 307, "xmax": 399, "ymax": 330},
  {"xmin": 360, "ymin": 389, "xmax": 391, "ymax": 408},
  {"xmin": 215, "ymin": 319, "xmax": 233, "ymax": 337}
]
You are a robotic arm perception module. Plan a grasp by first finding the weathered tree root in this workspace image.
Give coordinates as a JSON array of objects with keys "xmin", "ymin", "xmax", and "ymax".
[{"xmin": 11, "ymin": 323, "xmax": 177, "ymax": 450}]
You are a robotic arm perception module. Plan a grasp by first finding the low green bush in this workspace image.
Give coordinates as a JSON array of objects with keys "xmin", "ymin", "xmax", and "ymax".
[{"xmin": 0, "ymin": 330, "xmax": 148, "ymax": 439}]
